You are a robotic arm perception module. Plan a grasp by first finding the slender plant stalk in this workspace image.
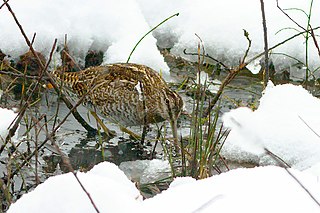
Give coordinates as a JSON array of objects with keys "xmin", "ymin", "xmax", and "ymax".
[
  {"xmin": 304, "ymin": 0, "xmax": 314, "ymax": 85},
  {"xmin": 127, "ymin": 13, "xmax": 179, "ymax": 63}
]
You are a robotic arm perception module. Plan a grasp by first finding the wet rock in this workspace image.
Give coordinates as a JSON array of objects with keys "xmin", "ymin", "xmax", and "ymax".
[
  {"xmin": 85, "ymin": 50, "xmax": 104, "ymax": 68},
  {"xmin": 274, "ymin": 69, "xmax": 290, "ymax": 84},
  {"xmin": 0, "ymin": 50, "xmax": 5, "ymax": 61},
  {"xmin": 16, "ymin": 50, "xmax": 46, "ymax": 76},
  {"xmin": 258, "ymin": 59, "xmax": 276, "ymax": 81}
]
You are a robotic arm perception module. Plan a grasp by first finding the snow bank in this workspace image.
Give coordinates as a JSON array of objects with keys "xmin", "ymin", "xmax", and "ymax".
[
  {"xmin": 0, "ymin": 107, "xmax": 18, "ymax": 141},
  {"xmin": 222, "ymin": 82, "xmax": 320, "ymax": 171},
  {"xmin": 1, "ymin": 0, "xmax": 319, "ymax": 75},
  {"xmin": 8, "ymin": 161, "xmax": 320, "ymax": 213},
  {"xmin": 119, "ymin": 159, "xmax": 171, "ymax": 184},
  {"xmin": 8, "ymin": 162, "xmax": 142, "ymax": 213},
  {"xmin": 138, "ymin": 0, "xmax": 320, "ymax": 70},
  {"xmin": 0, "ymin": 0, "xmax": 168, "ymax": 72},
  {"xmin": 142, "ymin": 166, "xmax": 320, "ymax": 213}
]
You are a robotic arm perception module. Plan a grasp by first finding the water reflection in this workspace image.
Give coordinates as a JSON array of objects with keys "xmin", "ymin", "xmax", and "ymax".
[{"xmin": 43, "ymin": 137, "xmax": 153, "ymax": 174}]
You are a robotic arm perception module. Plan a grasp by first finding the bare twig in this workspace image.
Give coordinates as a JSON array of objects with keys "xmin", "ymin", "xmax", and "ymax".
[
  {"xmin": 264, "ymin": 148, "xmax": 291, "ymax": 168},
  {"xmin": 35, "ymin": 120, "xmax": 100, "ymax": 213},
  {"xmin": 12, "ymin": 86, "xmax": 91, "ymax": 176},
  {"xmin": 183, "ymin": 49, "xmax": 230, "ymax": 70},
  {"xmin": 30, "ymin": 33, "xmax": 36, "ymax": 46},
  {"xmin": 241, "ymin": 29, "xmax": 252, "ymax": 65},
  {"xmin": 260, "ymin": 0, "xmax": 269, "ymax": 87},
  {"xmin": 276, "ymin": 0, "xmax": 320, "ymax": 58},
  {"xmin": 73, "ymin": 173, "xmax": 100, "ymax": 213},
  {"xmin": 227, "ymin": 116, "xmax": 320, "ymax": 207},
  {"xmin": 247, "ymin": 26, "xmax": 320, "ymax": 65},
  {"xmin": 298, "ymin": 115, "xmax": 320, "ymax": 138},
  {"xmin": 276, "ymin": 0, "xmax": 306, "ymax": 30},
  {"xmin": 0, "ymin": 39, "xmax": 57, "ymax": 154},
  {"xmin": 202, "ymin": 31, "xmax": 251, "ymax": 117},
  {"xmin": 265, "ymin": 148, "xmax": 320, "ymax": 207},
  {"xmin": 0, "ymin": 70, "xmax": 49, "ymax": 80},
  {"xmin": 0, "ymin": 0, "xmax": 8, "ymax": 9}
]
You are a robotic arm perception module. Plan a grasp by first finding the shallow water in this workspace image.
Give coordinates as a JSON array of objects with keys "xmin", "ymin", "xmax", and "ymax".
[{"xmin": 0, "ymin": 65, "xmax": 264, "ymax": 205}]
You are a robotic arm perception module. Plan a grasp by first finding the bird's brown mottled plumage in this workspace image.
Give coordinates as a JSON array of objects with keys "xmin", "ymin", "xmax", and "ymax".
[{"xmin": 52, "ymin": 63, "xmax": 183, "ymax": 128}]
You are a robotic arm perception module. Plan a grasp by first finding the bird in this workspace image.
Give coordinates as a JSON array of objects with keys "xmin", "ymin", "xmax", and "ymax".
[{"xmin": 51, "ymin": 63, "xmax": 183, "ymax": 148}]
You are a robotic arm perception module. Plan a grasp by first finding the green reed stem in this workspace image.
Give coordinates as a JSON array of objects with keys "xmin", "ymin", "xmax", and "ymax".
[{"xmin": 127, "ymin": 12, "xmax": 179, "ymax": 63}]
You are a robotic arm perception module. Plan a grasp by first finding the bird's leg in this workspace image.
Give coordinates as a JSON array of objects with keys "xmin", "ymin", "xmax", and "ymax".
[
  {"xmin": 140, "ymin": 124, "xmax": 148, "ymax": 145},
  {"xmin": 91, "ymin": 111, "xmax": 142, "ymax": 141},
  {"xmin": 139, "ymin": 80, "xmax": 147, "ymax": 145},
  {"xmin": 90, "ymin": 111, "xmax": 115, "ymax": 138},
  {"xmin": 170, "ymin": 118, "xmax": 180, "ymax": 153},
  {"xmin": 119, "ymin": 126, "xmax": 141, "ymax": 140}
]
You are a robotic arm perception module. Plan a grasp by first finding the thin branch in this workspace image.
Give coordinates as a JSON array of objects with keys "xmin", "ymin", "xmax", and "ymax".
[
  {"xmin": 260, "ymin": 0, "xmax": 269, "ymax": 87},
  {"xmin": 0, "ymin": 0, "xmax": 8, "ymax": 10},
  {"xmin": 276, "ymin": 0, "xmax": 320, "ymax": 58},
  {"xmin": 247, "ymin": 26, "xmax": 320, "ymax": 65},
  {"xmin": 264, "ymin": 148, "xmax": 291, "ymax": 168},
  {"xmin": 202, "ymin": 30, "xmax": 251, "ymax": 118},
  {"xmin": 183, "ymin": 49, "xmax": 230, "ymax": 70},
  {"xmin": 0, "ymin": 70, "xmax": 50, "ymax": 80},
  {"xmin": 62, "ymin": 50, "xmax": 82, "ymax": 70},
  {"xmin": 0, "ymin": 39, "xmax": 57, "ymax": 154},
  {"xmin": 241, "ymin": 29, "xmax": 252, "ymax": 65},
  {"xmin": 264, "ymin": 148, "xmax": 320, "ymax": 207},
  {"xmin": 276, "ymin": 0, "xmax": 306, "ymax": 30},
  {"xmin": 12, "ymin": 85, "xmax": 91, "ymax": 176},
  {"xmin": 35, "ymin": 121, "xmax": 100, "ymax": 213},
  {"xmin": 30, "ymin": 33, "xmax": 36, "ymax": 46},
  {"xmin": 73, "ymin": 173, "xmax": 100, "ymax": 213},
  {"xmin": 298, "ymin": 115, "xmax": 320, "ymax": 138}
]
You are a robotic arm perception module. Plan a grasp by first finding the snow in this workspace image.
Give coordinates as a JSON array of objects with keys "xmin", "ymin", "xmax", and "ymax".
[
  {"xmin": 196, "ymin": 71, "xmax": 220, "ymax": 94},
  {"xmin": 0, "ymin": 0, "xmax": 168, "ymax": 72},
  {"xmin": 138, "ymin": 0, "xmax": 320, "ymax": 71},
  {"xmin": 8, "ymin": 161, "xmax": 320, "ymax": 213},
  {"xmin": 142, "ymin": 166, "xmax": 320, "ymax": 213},
  {"xmin": 8, "ymin": 162, "xmax": 143, "ymax": 213},
  {"xmin": 119, "ymin": 159, "xmax": 171, "ymax": 184},
  {"xmin": 1, "ymin": 0, "xmax": 319, "ymax": 76},
  {"xmin": 0, "ymin": 107, "xmax": 18, "ymax": 142},
  {"xmin": 222, "ymin": 81, "xmax": 320, "ymax": 171},
  {"xmin": 2, "ymin": 0, "xmax": 320, "ymax": 212}
]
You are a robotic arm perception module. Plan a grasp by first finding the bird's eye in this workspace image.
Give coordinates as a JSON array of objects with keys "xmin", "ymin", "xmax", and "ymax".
[{"xmin": 165, "ymin": 98, "xmax": 170, "ymax": 105}]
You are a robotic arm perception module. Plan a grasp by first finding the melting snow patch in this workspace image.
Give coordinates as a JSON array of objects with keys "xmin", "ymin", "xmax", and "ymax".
[
  {"xmin": 0, "ymin": 107, "xmax": 18, "ymax": 142},
  {"xmin": 222, "ymin": 82, "xmax": 320, "ymax": 171}
]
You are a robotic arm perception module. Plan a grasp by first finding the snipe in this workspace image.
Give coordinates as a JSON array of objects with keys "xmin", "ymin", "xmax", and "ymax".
[{"xmin": 52, "ymin": 63, "xmax": 183, "ymax": 148}]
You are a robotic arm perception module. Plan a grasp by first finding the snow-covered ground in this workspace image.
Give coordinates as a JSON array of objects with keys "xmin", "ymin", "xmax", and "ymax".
[
  {"xmin": 4, "ymin": 82, "xmax": 320, "ymax": 212},
  {"xmin": 0, "ymin": 0, "xmax": 319, "ymax": 76},
  {"xmin": 0, "ymin": 107, "xmax": 18, "ymax": 142},
  {"xmin": 7, "ymin": 161, "xmax": 320, "ymax": 213},
  {"xmin": 222, "ymin": 82, "xmax": 320, "ymax": 173},
  {"xmin": 2, "ymin": 1, "xmax": 320, "ymax": 212}
]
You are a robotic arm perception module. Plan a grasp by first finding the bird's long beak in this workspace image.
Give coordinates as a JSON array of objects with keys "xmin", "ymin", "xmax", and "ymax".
[{"xmin": 170, "ymin": 118, "xmax": 180, "ymax": 153}]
